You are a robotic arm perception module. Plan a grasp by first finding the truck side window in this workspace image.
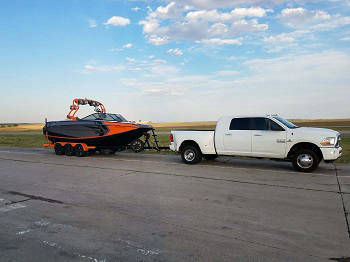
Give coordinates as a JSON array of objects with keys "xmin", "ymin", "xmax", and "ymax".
[
  {"xmin": 229, "ymin": 118, "xmax": 251, "ymax": 130},
  {"xmin": 268, "ymin": 119, "xmax": 285, "ymax": 131},
  {"xmin": 251, "ymin": 118, "xmax": 268, "ymax": 130}
]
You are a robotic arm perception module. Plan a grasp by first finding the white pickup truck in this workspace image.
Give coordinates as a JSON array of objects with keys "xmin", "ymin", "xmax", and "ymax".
[{"xmin": 169, "ymin": 115, "xmax": 342, "ymax": 172}]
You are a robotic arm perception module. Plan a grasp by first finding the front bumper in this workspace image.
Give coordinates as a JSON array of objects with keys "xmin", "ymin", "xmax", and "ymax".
[{"xmin": 320, "ymin": 147, "xmax": 342, "ymax": 160}]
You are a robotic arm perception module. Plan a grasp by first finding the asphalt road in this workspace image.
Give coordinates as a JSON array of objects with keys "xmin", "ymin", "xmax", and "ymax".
[{"xmin": 0, "ymin": 147, "xmax": 349, "ymax": 262}]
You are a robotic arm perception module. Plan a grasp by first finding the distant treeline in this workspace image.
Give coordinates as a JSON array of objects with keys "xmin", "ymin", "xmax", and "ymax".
[{"xmin": 0, "ymin": 124, "xmax": 19, "ymax": 128}]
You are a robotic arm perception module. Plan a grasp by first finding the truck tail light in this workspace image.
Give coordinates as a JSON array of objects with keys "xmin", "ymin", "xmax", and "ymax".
[{"xmin": 169, "ymin": 134, "xmax": 174, "ymax": 142}]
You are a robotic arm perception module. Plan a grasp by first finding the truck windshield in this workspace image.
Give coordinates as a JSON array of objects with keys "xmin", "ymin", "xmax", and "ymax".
[{"xmin": 273, "ymin": 117, "xmax": 298, "ymax": 129}]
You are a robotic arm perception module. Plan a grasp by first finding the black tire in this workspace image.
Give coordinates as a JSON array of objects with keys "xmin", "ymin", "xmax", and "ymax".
[
  {"xmin": 54, "ymin": 143, "xmax": 64, "ymax": 155},
  {"xmin": 130, "ymin": 139, "xmax": 144, "ymax": 153},
  {"xmin": 204, "ymin": 154, "xmax": 218, "ymax": 161},
  {"xmin": 181, "ymin": 145, "xmax": 202, "ymax": 164},
  {"xmin": 64, "ymin": 144, "xmax": 74, "ymax": 156},
  {"xmin": 292, "ymin": 149, "xmax": 319, "ymax": 172},
  {"xmin": 75, "ymin": 144, "xmax": 86, "ymax": 157}
]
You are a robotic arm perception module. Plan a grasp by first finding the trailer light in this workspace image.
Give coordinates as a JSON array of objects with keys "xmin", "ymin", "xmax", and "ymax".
[{"xmin": 170, "ymin": 134, "xmax": 174, "ymax": 142}]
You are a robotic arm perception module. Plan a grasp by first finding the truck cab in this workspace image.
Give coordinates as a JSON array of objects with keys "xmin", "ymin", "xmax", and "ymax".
[{"xmin": 170, "ymin": 115, "xmax": 342, "ymax": 172}]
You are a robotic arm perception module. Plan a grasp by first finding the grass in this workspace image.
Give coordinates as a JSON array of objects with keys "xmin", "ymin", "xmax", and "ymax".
[
  {"xmin": 0, "ymin": 134, "xmax": 47, "ymax": 148},
  {"xmin": 337, "ymin": 135, "xmax": 350, "ymax": 164}
]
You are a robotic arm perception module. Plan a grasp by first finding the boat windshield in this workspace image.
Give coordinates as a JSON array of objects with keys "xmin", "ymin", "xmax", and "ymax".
[
  {"xmin": 81, "ymin": 113, "xmax": 127, "ymax": 122},
  {"xmin": 273, "ymin": 116, "xmax": 299, "ymax": 129}
]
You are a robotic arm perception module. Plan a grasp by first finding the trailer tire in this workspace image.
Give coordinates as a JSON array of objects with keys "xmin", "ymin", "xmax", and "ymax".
[
  {"xmin": 64, "ymin": 144, "xmax": 75, "ymax": 156},
  {"xmin": 181, "ymin": 145, "xmax": 202, "ymax": 164},
  {"xmin": 75, "ymin": 144, "xmax": 86, "ymax": 157},
  {"xmin": 54, "ymin": 143, "xmax": 64, "ymax": 155}
]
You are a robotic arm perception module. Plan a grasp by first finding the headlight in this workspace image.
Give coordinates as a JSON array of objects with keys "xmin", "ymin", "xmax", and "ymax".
[{"xmin": 321, "ymin": 137, "xmax": 336, "ymax": 146}]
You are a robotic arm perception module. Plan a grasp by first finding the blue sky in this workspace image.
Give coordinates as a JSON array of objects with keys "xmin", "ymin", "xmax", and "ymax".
[{"xmin": 1, "ymin": 0, "xmax": 350, "ymax": 123}]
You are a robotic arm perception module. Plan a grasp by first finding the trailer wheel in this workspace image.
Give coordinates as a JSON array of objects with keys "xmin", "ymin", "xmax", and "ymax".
[
  {"xmin": 54, "ymin": 143, "xmax": 64, "ymax": 155},
  {"xmin": 130, "ymin": 139, "xmax": 144, "ymax": 153},
  {"xmin": 75, "ymin": 144, "xmax": 86, "ymax": 157},
  {"xmin": 64, "ymin": 144, "xmax": 74, "ymax": 156},
  {"xmin": 181, "ymin": 145, "xmax": 202, "ymax": 164}
]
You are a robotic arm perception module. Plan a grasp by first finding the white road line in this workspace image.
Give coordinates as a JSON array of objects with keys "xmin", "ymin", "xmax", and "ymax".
[
  {"xmin": 0, "ymin": 203, "xmax": 26, "ymax": 212},
  {"xmin": 16, "ymin": 229, "xmax": 31, "ymax": 235}
]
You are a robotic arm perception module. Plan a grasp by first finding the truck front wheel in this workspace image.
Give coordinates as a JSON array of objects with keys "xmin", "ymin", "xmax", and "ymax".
[
  {"xmin": 181, "ymin": 145, "xmax": 202, "ymax": 164},
  {"xmin": 292, "ymin": 149, "xmax": 319, "ymax": 172}
]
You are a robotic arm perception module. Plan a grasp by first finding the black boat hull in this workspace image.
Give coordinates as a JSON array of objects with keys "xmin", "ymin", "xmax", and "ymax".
[{"xmin": 43, "ymin": 120, "xmax": 152, "ymax": 150}]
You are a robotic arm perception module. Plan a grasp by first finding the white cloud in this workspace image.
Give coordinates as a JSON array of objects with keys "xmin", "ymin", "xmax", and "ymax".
[
  {"xmin": 279, "ymin": 7, "xmax": 350, "ymax": 31},
  {"xmin": 198, "ymin": 38, "xmax": 243, "ymax": 45},
  {"xmin": 264, "ymin": 33, "xmax": 295, "ymax": 43},
  {"xmin": 126, "ymin": 57, "xmax": 136, "ymax": 63},
  {"xmin": 340, "ymin": 36, "xmax": 350, "ymax": 41},
  {"xmin": 231, "ymin": 19, "xmax": 268, "ymax": 33},
  {"xmin": 148, "ymin": 35, "xmax": 170, "ymax": 45},
  {"xmin": 139, "ymin": 2, "xmax": 268, "ymax": 45},
  {"xmin": 175, "ymin": 0, "xmax": 277, "ymax": 9},
  {"xmin": 83, "ymin": 64, "xmax": 123, "ymax": 72},
  {"xmin": 104, "ymin": 16, "xmax": 130, "ymax": 26},
  {"xmin": 216, "ymin": 70, "xmax": 239, "ymax": 76},
  {"xmin": 132, "ymin": 7, "xmax": 140, "ymax": 12},
  {"xmin": 166, "ymin": 48, "xmax": 183, "ymax": 56},
  {"xmin": 208, "ymin": 23, "xmax": 228, "ymax": 35},
  {"xmin": 123, "ymin": 43, "xmax": 133, "ymax": 49},
  {"xmin": 186, "ymin": 7, "xmax": 269, "ymax": 22},
  {"xmin": 88, "ymin": 19, "xmax": 97, "ymax": 28}
]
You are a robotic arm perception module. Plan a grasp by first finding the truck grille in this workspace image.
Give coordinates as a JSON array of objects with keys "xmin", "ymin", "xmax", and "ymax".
[{"xmin": 335, "ymin": 135, "xmax": 341, "ymax": 148}]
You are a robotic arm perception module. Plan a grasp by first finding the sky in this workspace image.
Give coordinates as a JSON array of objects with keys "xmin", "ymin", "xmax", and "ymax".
[{"xmin": 0, "ymin": 0, "xmax": 350, "ymax": 123}]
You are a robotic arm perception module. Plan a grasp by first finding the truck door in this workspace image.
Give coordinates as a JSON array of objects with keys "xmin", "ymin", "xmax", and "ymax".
[
  {"xmin": 251, "ymin": 118, "xmax": 287, "ymax": 158},
  {"xmin": 223, "ymin": 118, "xmax": 252, "ymax": 156}
]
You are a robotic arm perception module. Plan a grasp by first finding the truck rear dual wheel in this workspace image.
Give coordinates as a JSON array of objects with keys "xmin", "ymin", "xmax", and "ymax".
[
  {"xmin": 181, "ymin": 145, "xmax": 202, "ymax": 164},
  {"xmin": 292, "ymin": 149, "xmax": 319, "ymax": 172}
]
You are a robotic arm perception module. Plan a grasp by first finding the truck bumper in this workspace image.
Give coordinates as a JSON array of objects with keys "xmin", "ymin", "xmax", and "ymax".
[
  {"xmin": 321, "ymin": 147, "xmax": 342, "ymax": 161},
  {"xmin": 169, "ymin": 142, "xmax": 176, "ymax": 151}
]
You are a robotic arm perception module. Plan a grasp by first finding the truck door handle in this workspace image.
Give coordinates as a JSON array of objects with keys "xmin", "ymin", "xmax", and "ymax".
[
  {"xmin": 225, "ymin": 133, "xmax": 232, "ymax": 136},
  {"xmin": 254, "ymin": 134, "xmax": 262, "ymax": 136}
]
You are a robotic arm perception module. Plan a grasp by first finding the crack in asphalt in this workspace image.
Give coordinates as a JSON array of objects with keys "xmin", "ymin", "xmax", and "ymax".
[
  {"xmin": 333, "ymin": 164, "xmax": 350, "ymax": 238},
  {"xmin": 0, "ymin": 157, "xmax": 345, "ymax": 195},
  {"xmin": 6, "ymin": 191, "xmax": 64, "ymax": 204}
]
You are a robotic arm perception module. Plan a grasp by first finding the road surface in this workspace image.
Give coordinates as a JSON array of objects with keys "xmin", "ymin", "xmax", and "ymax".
[{"xmin": 0, "ymin": 147, "xmax": 349, "ymax": 261}]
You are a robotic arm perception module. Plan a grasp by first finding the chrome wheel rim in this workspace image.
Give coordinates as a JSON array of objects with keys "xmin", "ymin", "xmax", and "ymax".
[
  {"xmin": 184, "ymin": 149, "xmax": 195, "ymax": 162},
  {"xmin": 297, "ymin": 154, "xmax": 314, "ymax": 169}
]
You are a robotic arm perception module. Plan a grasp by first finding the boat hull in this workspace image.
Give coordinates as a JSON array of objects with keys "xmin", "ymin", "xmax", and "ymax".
[{"xmin": 43, "ymin": 120, "xmax": 152, "ymax": 149}]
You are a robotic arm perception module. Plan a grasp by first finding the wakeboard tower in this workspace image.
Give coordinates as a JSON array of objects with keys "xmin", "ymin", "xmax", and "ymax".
[{"xmin": 43, "ymin": 98, "xmax": 162, "ymax": 156}]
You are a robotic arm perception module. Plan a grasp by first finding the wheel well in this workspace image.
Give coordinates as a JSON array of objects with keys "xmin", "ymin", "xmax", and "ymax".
[
  {"xmin": 179, "ymin": 140, "xmax": 201, "ymax": 154},
  {"xmin": 287, "ymin": 142, "xmax": 323, "ymax": 160}
]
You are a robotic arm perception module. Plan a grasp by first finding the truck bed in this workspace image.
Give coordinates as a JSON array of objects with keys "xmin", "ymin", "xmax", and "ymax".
[{"xmin": 170, "ymin": 130, "xmax": 216, "ymax": 154}]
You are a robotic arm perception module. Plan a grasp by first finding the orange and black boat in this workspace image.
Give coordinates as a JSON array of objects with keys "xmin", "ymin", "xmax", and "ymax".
[{"xmin": 43, "ymin": 98, "xmax": 155, "ymax": 156}]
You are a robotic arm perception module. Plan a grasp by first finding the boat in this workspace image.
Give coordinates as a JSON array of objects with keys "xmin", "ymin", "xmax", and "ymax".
[{"xmin": 43, "ymin": 98, "xmax": 155, "ymax": 156}]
